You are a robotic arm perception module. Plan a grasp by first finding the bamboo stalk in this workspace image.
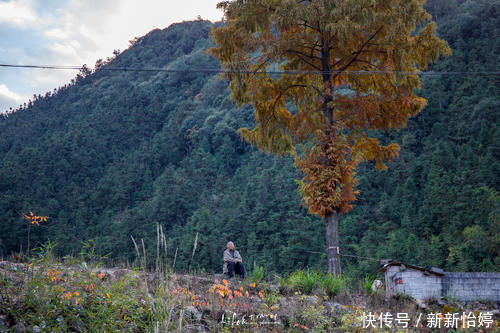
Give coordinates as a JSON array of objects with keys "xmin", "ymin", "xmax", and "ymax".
[
  {"xmin": 178, "ymin": 309, "xmax": 183, "ymax": 333},
  {"xmin": 166, "ymin": 307, "xmax": 174, "ymax": 331},
  {"xmin": 141, "ymin": 238, "xmax": 146, "ymax": 270},
  {"xmin": 131, "ymin": 235, "xmax": 140, "ymax": 259},
  {"xmin": 156, "ymin": 223, "xmax": 160, "ymax": 273},
  {"xmin": 173, "ymin": 247, "xmax": 178, "ymax": 270},
  {"xmin": 191, "ymin": 232, "xmax": 198, "ymax": 261}
]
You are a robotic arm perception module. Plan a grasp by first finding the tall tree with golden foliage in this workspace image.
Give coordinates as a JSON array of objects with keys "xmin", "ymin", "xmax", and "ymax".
[{"xmin": 209, "ymin": 0, "xmax": 450, "ymax": 275}]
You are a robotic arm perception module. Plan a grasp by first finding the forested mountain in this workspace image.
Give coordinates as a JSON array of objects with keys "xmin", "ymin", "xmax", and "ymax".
[{"xmin": 0, "ymin": 0, "xmax": 498, "ymax": 278}]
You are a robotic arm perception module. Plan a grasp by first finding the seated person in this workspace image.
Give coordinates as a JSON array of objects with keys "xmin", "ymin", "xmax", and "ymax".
[{"xmin": 223, "ymin": 241, "xmax": 245, "ymax": 280}]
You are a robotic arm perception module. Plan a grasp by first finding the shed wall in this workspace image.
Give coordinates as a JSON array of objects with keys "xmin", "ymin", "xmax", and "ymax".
[
  {"xmin": 399, "ymin": 270, "xmax": 442, "ymax": 300},
  {"xmin": 384, "ymin": 265, "xmax": 442, "ymax": 300}
]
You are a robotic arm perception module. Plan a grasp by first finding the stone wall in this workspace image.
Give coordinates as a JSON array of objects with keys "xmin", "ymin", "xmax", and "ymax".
[
  {"xmin": 384, "ymin": 265, "xmax": 442, "ymax": 300},
  {"xmin": 443, "ymin": 272, "xmax": 500, "ymax": 302},
  {"xmin": 383, "ymin": 262, "xmax": 500, "ymax": 302}
]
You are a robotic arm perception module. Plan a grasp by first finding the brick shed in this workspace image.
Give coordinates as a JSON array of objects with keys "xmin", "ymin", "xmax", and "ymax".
[{"xmin": 380, "ymin": 260, "xmax": 500, "ymax": 301}]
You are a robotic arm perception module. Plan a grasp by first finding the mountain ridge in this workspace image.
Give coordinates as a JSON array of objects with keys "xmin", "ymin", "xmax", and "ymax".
[{"xmin": 0, "ymin": 0, "xmax": 498, "ymax": 277}]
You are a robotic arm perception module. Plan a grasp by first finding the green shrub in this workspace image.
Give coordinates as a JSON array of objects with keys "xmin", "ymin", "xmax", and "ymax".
[
  {"xmin": 287, "ymin": 270, "xmax": 320, "ymax": 294},
  {"xmin": 249, "ymin": 261, "xmax": 264, "ymax": 283},
  {"xmin": 1, "ymin": 243, "xmax": 154, "ymax": 332},
  {"xmin": 321, "ymin": 273, "xmax": 346, "ymax": 298},
  {"xmin": 282, "ymin": 270, "xmax": 347, "ymax": 297},
  {"xmin": 363, "ymin": 275, "xmax": 375, "ymax": 296}
]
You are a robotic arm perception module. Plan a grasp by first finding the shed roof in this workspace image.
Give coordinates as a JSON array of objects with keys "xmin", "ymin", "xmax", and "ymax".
[{"xmin": 379, "ymin": 259, "xmax": 444, "ymax": 276}]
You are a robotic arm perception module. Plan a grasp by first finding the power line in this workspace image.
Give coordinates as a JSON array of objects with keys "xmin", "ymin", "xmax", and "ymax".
[
  {"xmin": 306, "ymin": 250, "xmax": 380, "ymax": 261},
  {"xmin": 0, "ymin": 63, "xmax": 499, "ymax": 76}
]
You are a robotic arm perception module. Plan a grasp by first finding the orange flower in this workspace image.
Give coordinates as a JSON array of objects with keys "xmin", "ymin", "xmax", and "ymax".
[
  {"xmin": 294, "ymin": 324, "xmax": 308, "ymax": 330},
  {"xmin": 249, "ymin": 283, "xmax": 256, "ymax": 288},
  {"xmin": 64, "ymin": 292, "xmax": 73, "ymax": 299},
  {"xmin": 222, "ymin": 279, "xmax": 228, "ymax": 286},
  {"xmin": 75, "ymin": 297, "xmax": 82, "ymax": 304},
  {"xmin": 229, "ymin": 294, "xmax": 233, "ymax": 300},
  {"xmin": 245, "ymin": 291, "xmax": 249, "ymax": 297},
  {"xmin": 97, "ymin": 272, "xmax": 105, "ymax": 279},
  {"xmin": 51, "ymin": 276, "xmax": 56, "ymax": 282},
  {"xmin": 73, "ymin": 291, "xmax": 80, "ymax": 296}
]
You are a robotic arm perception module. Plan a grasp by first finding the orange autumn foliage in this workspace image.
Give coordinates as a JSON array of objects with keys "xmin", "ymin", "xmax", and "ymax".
[
  {"xmin": 23, "ymin": 211, "xmax": 48, "ymax": 226},
  {"xmin": 210, "ymin": 0, "xmax": 450, "ymax": 216},
  {"xmin": 295, "ymin": 126, "xmax": 359, "ymax": 216}
]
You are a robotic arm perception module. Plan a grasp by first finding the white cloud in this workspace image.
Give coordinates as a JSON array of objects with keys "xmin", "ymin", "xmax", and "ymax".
[
  {"xmin": 0, "ymin": 0, "xmax": 224, "ymax": 111},
  {"xmin": 0, "ymin": 0, "xmax": 38, "ymax": 27},
  {"xmin": 48, "ymin": 42, "xmax": 79, "ymax": 57},
  {"xmin": 44, "ymin": 28, "xmax": 69, "ymax": 39},
  {"xmin": 70, "ymin": 40, "xmax": 81, "ymax": 49},
  {"xmin": 50, "ymin": 0, "xmax": 223, "ymax": 68},
  {"xmin": 0, "ymin": 84, "xmax": 27, "ymax": 111}
]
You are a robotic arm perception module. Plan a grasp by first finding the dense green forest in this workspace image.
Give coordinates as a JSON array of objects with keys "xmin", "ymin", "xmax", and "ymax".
[{"xmin": 0, "ymin": 0, "xmax": 498, "ymax": 279}]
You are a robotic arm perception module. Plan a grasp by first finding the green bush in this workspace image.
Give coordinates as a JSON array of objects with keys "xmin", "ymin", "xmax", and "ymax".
[
  {"xmin": 321, "ymin": 273, "xmax": 346, "ymax": 298},
  {"xmin": 249, "ymin": 261, "xmax": 264, "ymax": 283},
  {"xmin": 281, "ymin": 270, "xmax": 347, "ymax": 297},
  {"xmin": 1, "ymin": 243, "xmax": 154, "ymax": 332},
  {"xmin": 287, "ymin": 270, "xmax": 320, "ymax": 294},
  {"xmin": 364, "ymin": 275, "xmax": 375, "ymax": 296}
]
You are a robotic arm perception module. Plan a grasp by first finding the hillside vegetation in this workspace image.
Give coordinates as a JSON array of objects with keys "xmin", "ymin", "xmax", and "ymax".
[
  {"xmin": 1, "ymin": 251, "xmax": 498, "ymax": 332},
  {"xmin": 0, "ymin": 0, "xmax": 498, "ymax": 279}
]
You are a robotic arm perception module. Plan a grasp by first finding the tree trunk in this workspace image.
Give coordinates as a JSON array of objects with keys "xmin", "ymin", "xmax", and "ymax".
[
  {"xmin": 320, "ymin": 37, "xmax": 341, "ymax": 276},
  {"xmin": 27, "ymin": 222, "xmax": 31, "ymax": 256},
  {"xmin": 325, "ymin": 211, "xmax": 341, "ymax": 276}
]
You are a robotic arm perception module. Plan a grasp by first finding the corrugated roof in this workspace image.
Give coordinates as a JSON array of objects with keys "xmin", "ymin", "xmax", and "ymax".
[{"xmin": 379, "ymin": 260, "xmax": 444, "ymax": 276}]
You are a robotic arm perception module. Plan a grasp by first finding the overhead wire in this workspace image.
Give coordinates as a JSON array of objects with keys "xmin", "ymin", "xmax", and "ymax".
[{"xmin": 0, "ymin": 63, "xmax": 499, "ymax": 76}]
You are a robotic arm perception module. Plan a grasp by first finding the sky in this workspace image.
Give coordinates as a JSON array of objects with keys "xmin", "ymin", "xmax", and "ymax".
[{"xmin": 0, "ymin": 0, "xmax": 223, "ymax": 112}]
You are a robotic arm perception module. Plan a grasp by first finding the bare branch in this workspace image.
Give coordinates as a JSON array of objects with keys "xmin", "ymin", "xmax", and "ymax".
[
  {"xmin": 284, "ymin": 50, "xmax": 322, "ymax": 71},
  {"xmin": 284, "ymin": 83, "xmax": 323, "ymax": 96},
  {"xmin": 332, "ymin": 26, "xmax": 384, "ymax": 80}
]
